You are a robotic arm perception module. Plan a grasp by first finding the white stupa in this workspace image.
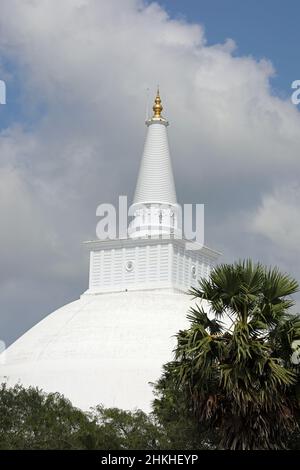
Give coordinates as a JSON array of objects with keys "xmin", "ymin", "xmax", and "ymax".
[{"xmin": 0, "ymin": 91, "xmax": 220, "ymax": 411}]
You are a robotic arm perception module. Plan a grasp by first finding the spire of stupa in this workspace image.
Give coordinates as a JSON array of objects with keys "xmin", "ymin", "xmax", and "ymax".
[
  {"xmin": 133, "ymin": 90, "xmax": 177, "ymax": 206},
  {"xmin": 152, "ymin": 87, "xmax": 163, "ymax": 118},
  {"xmin": 129, "ymin": 90, "xmax": 178, "ymax": 238}
]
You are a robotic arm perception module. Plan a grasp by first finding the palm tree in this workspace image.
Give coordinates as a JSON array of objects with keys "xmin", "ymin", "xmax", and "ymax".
[{"xmin": 173, "ymin": 260, "xmax": 300, "ymax": 449}]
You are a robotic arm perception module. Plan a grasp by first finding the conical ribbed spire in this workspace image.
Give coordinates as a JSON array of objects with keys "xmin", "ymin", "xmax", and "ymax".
[{"xmin": 133, "ymin": 91, "xmax": 177, "ymax": 205}]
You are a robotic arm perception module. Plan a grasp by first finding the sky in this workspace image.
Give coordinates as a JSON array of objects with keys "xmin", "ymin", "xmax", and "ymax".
[
  {"xmin": 0, "ymin": 0, "xmax": 300, "ymax": 346},
  {"xmin": 159, "ymin": 0, "xmax": 300, "ymax": 98}
]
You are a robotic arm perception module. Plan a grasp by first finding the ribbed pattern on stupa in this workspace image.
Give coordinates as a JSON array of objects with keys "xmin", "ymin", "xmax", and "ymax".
[{"xmin": 133, "ymin": 121, "xmax": 177, "ymax": 205}]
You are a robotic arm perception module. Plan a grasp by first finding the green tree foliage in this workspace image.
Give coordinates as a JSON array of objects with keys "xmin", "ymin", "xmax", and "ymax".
[
  {"xmin": 0, "ymin": 384, "xmax": 165, "ymax": 449},
  {"xmin": 165, "ymin": 260, "xmax": 300, "ymax": 449},
  {"xmin": 89, "ymin": 406, "xmax": 166, "ymax": 449},
  {"xmin": 152, "ymin": 363, "xmax": 218, "ymax": 449},
  {"xmin": 0, "ymin": 384, "xmax": 94, "ymax": 449}
]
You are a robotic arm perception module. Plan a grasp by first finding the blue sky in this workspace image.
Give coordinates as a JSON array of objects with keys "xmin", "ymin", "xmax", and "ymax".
[{"xmin": 158, "ymin": 0, "xmax": 299, "ymax": 98}]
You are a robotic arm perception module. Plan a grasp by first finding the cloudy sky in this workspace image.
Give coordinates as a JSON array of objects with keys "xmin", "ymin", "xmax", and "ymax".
[{"xmin": 0, "ymin": 0, "xmax": 299, "ymax": 346}]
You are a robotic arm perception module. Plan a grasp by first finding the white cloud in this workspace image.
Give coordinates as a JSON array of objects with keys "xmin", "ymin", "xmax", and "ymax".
[
  {"xmin": 0, "ymin": 0, "xmax": 299, "ymax": 342},
  {"xmin": 249, "ymin": 183, "xmax": 300, "ymax": 255}
]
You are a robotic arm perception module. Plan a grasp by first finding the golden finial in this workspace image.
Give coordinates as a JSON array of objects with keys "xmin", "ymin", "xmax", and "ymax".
[{"xmin": 152, "ymin": 88, "xmax": 163, "ymax": 118}]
